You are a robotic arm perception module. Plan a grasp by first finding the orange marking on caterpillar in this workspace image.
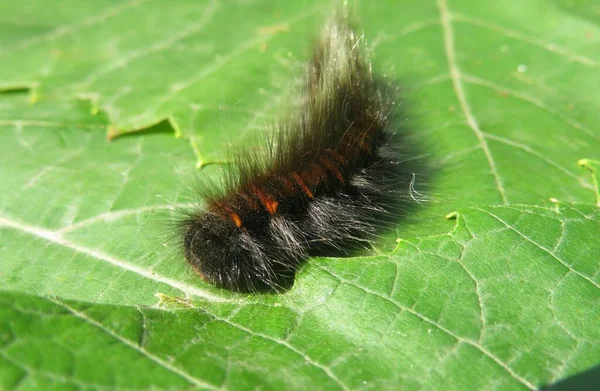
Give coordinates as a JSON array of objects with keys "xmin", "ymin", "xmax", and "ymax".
[
  {"xmin": 292, "ymin": 173, "xmax": 313, "ymax": 199},
  {"xmin": 319, "ymin": 155, "xmax": 345, "ymax": 183},
  {"xmin": 251, "ymin": 185, "xmax": 279, "ymax": 214},
  {"xmin": 212, "ymin": 202, "xmax": 243, "ymax": 227},
  {"xmin": 229, "ymin": 212, "xmax": 243, "ymax": 227}
]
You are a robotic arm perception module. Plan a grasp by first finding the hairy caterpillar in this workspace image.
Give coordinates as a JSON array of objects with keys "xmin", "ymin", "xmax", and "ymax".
[{"xmin": 181, "ymin": 13, "xmax": 419, "ymax": 292}]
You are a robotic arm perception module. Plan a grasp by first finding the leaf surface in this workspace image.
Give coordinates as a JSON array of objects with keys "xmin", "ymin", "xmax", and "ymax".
[{"xmin": 1, "ymin": 0, "xmax": 599, "ymax": 389}]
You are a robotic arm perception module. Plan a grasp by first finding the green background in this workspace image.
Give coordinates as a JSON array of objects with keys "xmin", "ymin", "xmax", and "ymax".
[{"xmin": 1, "ymin": 0, "xmax": 599, "ymax": 389}]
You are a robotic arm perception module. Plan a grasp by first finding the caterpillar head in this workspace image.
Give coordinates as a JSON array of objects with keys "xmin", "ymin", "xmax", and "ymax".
[{"xmin": 182, "ymin": 213, "xmax": 294, "ymax": 292}]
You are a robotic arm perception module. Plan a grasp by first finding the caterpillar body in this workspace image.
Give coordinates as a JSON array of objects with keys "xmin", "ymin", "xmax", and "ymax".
[{"xmin": 182, "ymin": 15, "xmax": 415, "ymax": 292}]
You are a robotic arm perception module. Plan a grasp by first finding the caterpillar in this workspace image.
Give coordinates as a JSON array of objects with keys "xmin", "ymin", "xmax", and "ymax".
[{"xmin": 181, "ymin": 13, "xmax": 419, "ymax": 292}]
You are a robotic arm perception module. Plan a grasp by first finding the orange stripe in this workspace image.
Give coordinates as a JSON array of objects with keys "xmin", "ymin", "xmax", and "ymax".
[
  {"xmin": 251, "ymin": 185, "xmax": 279, "ymax": 214},
  {"xmin": 292, "ymin": 173, "xmax": 313, "ymax": 199},
  {"xmin": 213, "ymin": 201, "xmax": 243, "ymax": 228},
  {"xmin": 229, "ymin": 212, "xmax": 242, "ymax": 227},
  {"xmin": 319, "ymin": 155, "xmax": 345, "ymax": 183}
]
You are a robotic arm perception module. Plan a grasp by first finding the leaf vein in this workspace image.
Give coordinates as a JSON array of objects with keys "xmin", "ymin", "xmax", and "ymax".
[
  {"xmin": 451, "ymin": 13, "xmax": 599, "ymax": 67},
  {"xmin": 49, "ymin": 297, "xmax": 217, "ymax": 390},
  {"xmin": 437, "ymin": 0, "xmax": 508, "ymax": 204},
  {"xmin": 0, "ymin": 214, "xmax": 236, "ymax": 303},
  {"xmin": 314, "ymin": 263, "xmax": 536, "ymax": 390},
  {"xmin": 0, "ymin": 0, "xmax": 148, "ymax": 56},
  {"xmin": 477, "ymin": 208, "xmax": 600, "ymax": 289},
  {"xmin": 462, "ymin": 74, "xmax": 600, "ymax": 141},
  {"xmin": 77, "ymin": 0, "xmax": 219, "ymax": 88}
]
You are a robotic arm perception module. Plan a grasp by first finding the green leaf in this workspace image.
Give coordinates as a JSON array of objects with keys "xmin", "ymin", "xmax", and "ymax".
[{"xmin": 1, "ymin": 0, "xmax": 599, "ymax": 390}]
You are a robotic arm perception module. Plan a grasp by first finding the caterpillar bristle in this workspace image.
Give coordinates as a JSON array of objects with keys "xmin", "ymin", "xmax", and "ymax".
[{"xmin": 181, "ymin": 12, "xmax": 422, "ymax": 292}]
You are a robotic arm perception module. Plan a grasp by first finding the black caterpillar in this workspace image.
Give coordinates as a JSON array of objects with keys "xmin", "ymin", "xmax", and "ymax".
[{"xmin": 181, "ymin": 14, "xmax": 417, "ymax": 292}]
